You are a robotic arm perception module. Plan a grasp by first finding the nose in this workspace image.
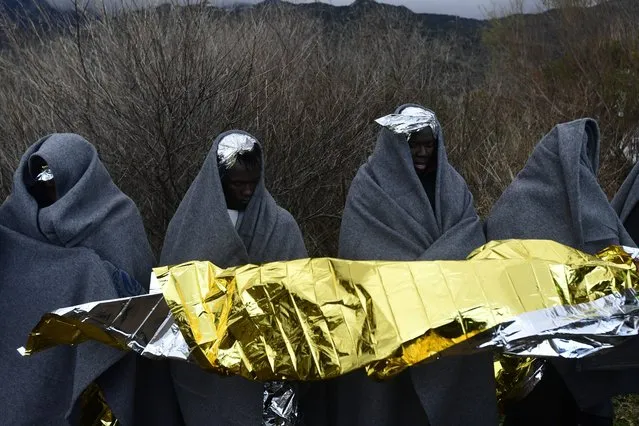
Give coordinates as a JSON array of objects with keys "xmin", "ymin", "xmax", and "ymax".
[
  {"xmin": 416, "ymin": 144, "xmax": 428, "ymax": 156},
  {"xmin": 241, "ymin": 184, "xmax": 254, "ymax": 198}
]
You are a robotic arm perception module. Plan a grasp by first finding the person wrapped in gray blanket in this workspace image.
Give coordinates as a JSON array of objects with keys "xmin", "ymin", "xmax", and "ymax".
[
  {"xmin": 0, "ymin": 134, "xmax": 155, "ymax": 425},
  {"xmin": 326, "ymin": 104, "xmax": 499, "ymax": 426},
  {"xmin": 564, "ymin": 159, "xmax": 639, "ymax": 403},
  {"xmin": 485, "ymin": 118, "xmax": 636, "ymax": 426},
  {"xmin": 160, "ymin": 130, "xmax": 308, "ymax": 425},
  {"xmin": 613, "ymin": 159, "xmax": 639, "ymax": 245}
]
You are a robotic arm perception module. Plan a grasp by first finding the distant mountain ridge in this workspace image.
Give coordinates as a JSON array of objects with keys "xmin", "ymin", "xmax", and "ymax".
[
  {"xmin": 250, "ymin": 0, "xmax": 485, "ymax": 32},
  {"xmin": 224, "ymin": 0, "xmax": 486, "ymax": 44},
  {"xmin": 1, "ymin": 0, "xmax": 638, "ymax": 47},
  {"xmin": 1, "ymin": 0, "xmax": 486, "ymax": 38},
  {"xmin": 1, "ymin": 0, "xmax": 65, "ymax": 22}
]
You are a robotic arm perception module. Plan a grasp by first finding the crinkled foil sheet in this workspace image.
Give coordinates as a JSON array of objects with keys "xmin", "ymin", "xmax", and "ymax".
[
  {"xmin": 19, "ymin": 293, "xmax": 170, "ymax": 357},
  {"xmin": 494, "ymin": 355, "xmax": 546, "ymax": 406},
  {"xmin": 474, "ymin": 242, "xmax": 639, "ymax": 404},
  {"xmin": 217, "ymin": 133, "xmax": 257, "ymax": 168},
  {"xmin": 36, "ymin": 166, "xmax": 54, "ymax": 182},
  {"xmin": 78, "ymin": 382, "xmax": 119, "ymax": 426},
  {"xmin": 19, "ymin": 240, "xmax": 639, "ymax": 414},
  {"xmin": 263, "ymin": 381, "xmax": 298, "ymax": 426},
  {"xmin": 375, "ymin": 111, "xmax": 439, "ymax": 136}
]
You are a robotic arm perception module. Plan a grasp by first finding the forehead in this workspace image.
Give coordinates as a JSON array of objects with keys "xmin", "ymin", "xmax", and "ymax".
[
  {"xmin": 409, "ymin": 127, "xmax": 436, "ymax": 144},
  {"xmin": 226, "ymin": 163, "xmax": 261, "ymax": 181}
]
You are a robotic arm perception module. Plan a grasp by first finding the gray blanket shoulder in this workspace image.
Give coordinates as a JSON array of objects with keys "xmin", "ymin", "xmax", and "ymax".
[
  {"xmin": 486, "ymin": 118, "xmax": 633, "ymax": 253},
  {"xmin": 0, "ymin": 133, "xmax": 155, "ymax": 288}
]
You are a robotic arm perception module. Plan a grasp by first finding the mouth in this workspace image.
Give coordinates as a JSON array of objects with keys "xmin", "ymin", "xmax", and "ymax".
[{"xmin": 414, "ymin": 163, "xmax": 427, "ymax": 172}]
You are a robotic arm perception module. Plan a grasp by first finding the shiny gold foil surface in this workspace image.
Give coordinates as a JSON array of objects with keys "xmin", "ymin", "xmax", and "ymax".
[
  {"xmin": 19, "ymin": 293, "xmax": 169, "ymax": 357},
  {"xmin": 493, "ymin": 356, "xmax": 545, "ymax": 406},
  {"xmin": 19, "ymin": 240, "xmax": 639, "ymax": 388},
  {"xmin": 155, "ymin": 240, "xmax": 638, "ymax": 381},
  {"xmin": 78, "ymin": 382, "xmax": 118, "ymax": 426}
]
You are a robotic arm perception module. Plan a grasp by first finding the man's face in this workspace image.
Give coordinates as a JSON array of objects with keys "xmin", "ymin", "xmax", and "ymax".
[
  {"xmin": 222, "ymin": 162, "xmax": 260, "ymax": 211},
  {"xmin": 408, "ymin": 127, "xmax": 437, "ymax": 175},
  {"xmin": 29, "ymin": 160, "xmax": 58, "ymax": 208},
  {"xmin": 36, "ymin": 179, "xmax": 57, "ymax": 208}
]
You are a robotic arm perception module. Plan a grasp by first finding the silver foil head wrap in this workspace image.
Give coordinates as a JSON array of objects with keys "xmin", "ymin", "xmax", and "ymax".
[
  {"xmin": 217, "ymin": 133, "xmax": 258, "ymax": 169},
  {"xmin": 36, "ymin": 166, "xmax": 54, "ymax": 182},
  {"xmin": 375, "ymin": 107, "xmax": 439, "ymax": 138}
]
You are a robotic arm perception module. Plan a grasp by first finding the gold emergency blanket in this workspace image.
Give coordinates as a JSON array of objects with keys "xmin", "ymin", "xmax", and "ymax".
[
  {"xmin": 20, "ymin": 239, "xmax": 639, "ymax": 384},
  {"xmin": 78, "ymin": 383, "xmax": 119, "ymax": 426},
  {"xmin": 162, "ymin": 239, "xmax": 639, "ymax": 380}
]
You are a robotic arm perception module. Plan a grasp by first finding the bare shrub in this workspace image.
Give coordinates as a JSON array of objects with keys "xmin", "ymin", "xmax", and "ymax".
[
  {"xmin": 2, "ymin": 0, "xmax": 639, "ymax": 260},
  {"xmin": 483, "ymin": 0, "xmax": 639, "ymax": 197},
  {"xmin": 0, "ymin": 3, "xmax": 471, "ymax": 255}
]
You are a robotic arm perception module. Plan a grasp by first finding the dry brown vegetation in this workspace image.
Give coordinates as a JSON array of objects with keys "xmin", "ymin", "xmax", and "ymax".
[
  {"xmin": 1, "ymin": 0, "xmax": 638, "ymax": 421},
  {"xmin": 2, "ymin": 0, "xmax": 638, "ymax": 256},
  {"xmin": 0, "ymin": 0, "xmax": 637, "ymax": 245},
  {"xmin": 2, "ymin": 0, "xmax": 638, "ymax": 257},
  {"xmin": 0, "ymin": 2, "xmax": 481, "ymax": 255}
]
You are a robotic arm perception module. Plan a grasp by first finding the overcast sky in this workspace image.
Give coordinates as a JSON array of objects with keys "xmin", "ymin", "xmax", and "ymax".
[{"xmin": 45, "ymin": 0, "xmax": 542, "ymax": 19}]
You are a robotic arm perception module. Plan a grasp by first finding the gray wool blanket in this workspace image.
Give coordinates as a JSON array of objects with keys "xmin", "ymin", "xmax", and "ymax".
[
  {"xmin": 0, "ymin": 133, "xmax": 154, "ymax": 425},
  {"xmin": 0, "ymin": 133, "xmax": 155, "ymax": 288},
  {"xmin": 161, "ymin": 130, "xmax": 308, "ymax": 426},
  {"xmin": 485, "ymin": 118, "xmax": 635, "ymax": 412},
  {"xmin": 486, "ymin": 118, "xmax": 633, "ymax": 253},
  {"xmin": 327, "ymin": 104, "xmax": 498, "ymax": 426}
]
